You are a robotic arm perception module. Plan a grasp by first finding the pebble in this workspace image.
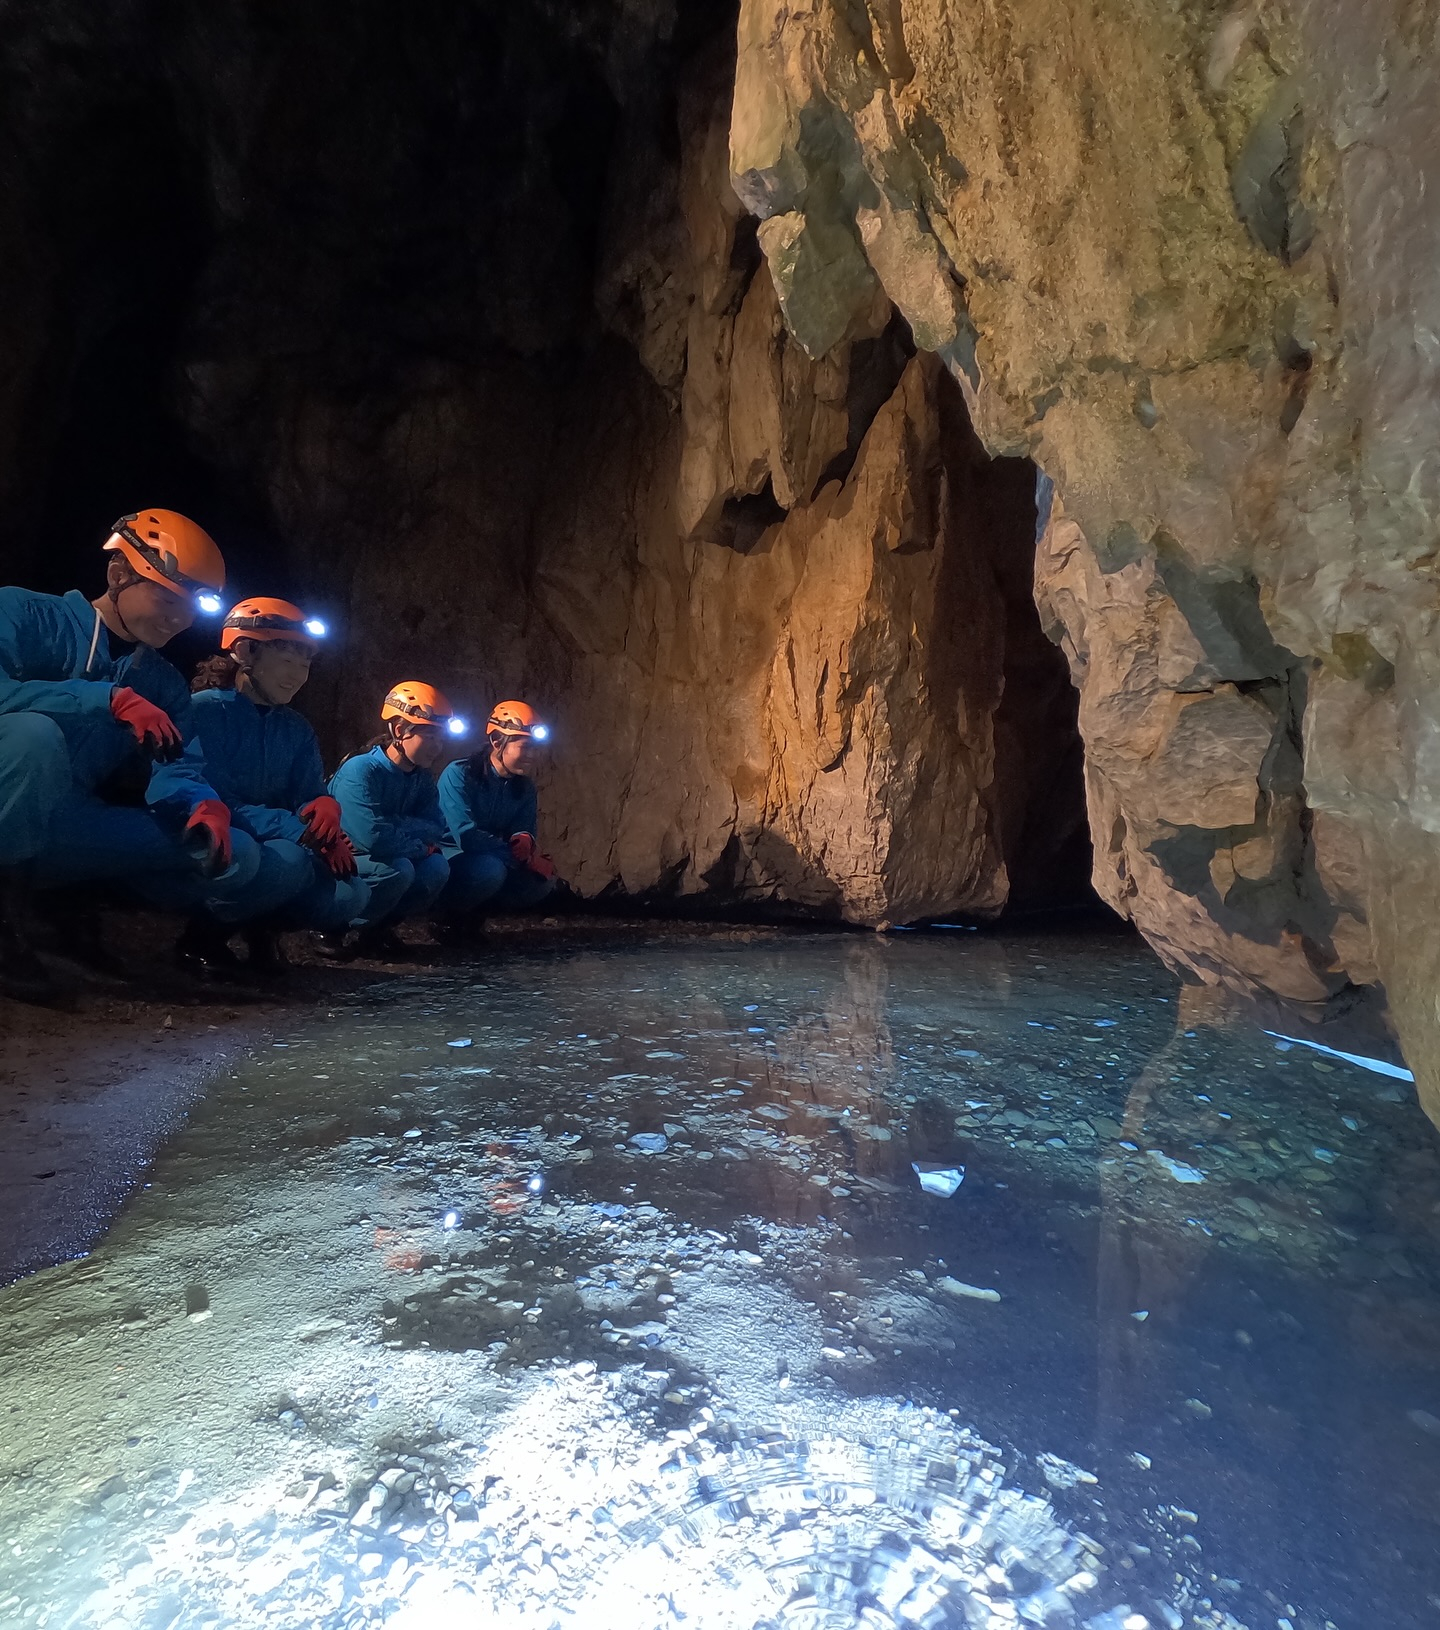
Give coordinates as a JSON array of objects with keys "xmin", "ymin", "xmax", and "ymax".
[
  {"xmin": 912, "ymin": 1164, "xmax": 965, "ymax": 1197},
  {"xmin": 936, "ymin": 1277, "xmax": 1002, "ymax": 1303},
  {"xmin": 1148, "ymin": 1151, "xmax": 1206, "ymax": 1184}
]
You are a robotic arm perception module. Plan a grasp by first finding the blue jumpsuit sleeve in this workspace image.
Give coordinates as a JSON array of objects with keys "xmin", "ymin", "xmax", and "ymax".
[
  {"xmin": 330, "ymin": 755, "xmax": 409, "ymax": 862},
  {"xmin": 0, "ymin": 589, "xmax": 115, "ymax": 718},
  {"xmin": 438, "ymin": 761, "xmax": 492, "ymax": 856},
  {"xmin": 181, "ymin": 693, "xmax": 306, "ymax": 842},
  {"xmin": 288, "ymin": 716, "xmax": 329, "ymax": 812},
  {"xmin": 396, "ymin": 775, "xmax": 446, "ymax": 858},
  {"xmin": 513, "ymin": 779, "xmax": 539, "ymax": 841},
  {"xmin": 140, "ymin": 668, "xmax": 223, "ymax": 822}
]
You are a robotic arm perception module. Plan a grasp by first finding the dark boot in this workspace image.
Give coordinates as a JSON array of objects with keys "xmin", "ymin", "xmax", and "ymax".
[
  {"xmin": 312, "ymin": 929, "xmax": 353, "ymax": 962},
  {"xmin": 353, "ymin": 923, "xmax": 411, "ymax": 961},
  {"xmin": 431, "ymin": 912, "xmax": 484, "ymax": 950},
  {"xmin": 242, "ymin": 924, "xmax": 290, "ymax": 979},
  {"xmin": 175, "ymin": 914, "xmax": 242, "ymax": 978},
  {"xmin": 41, "ymin": 889, "xmax": 126, "ymax": 977},
  {"xmin": 0, "ymin": 867, "xmax": 61, "ymax": 1004}
]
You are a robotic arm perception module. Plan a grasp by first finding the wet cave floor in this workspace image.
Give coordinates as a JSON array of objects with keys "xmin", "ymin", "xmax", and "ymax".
[{"xmin": 2, "ymin": 924, "xmax": 1439, "ymax": 1630}]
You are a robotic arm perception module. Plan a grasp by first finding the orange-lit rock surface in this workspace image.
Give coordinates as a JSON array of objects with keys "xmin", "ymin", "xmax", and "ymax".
[{"xmin": 729, "ymin": 0, "xmax": 1440, "ymax": 1112}]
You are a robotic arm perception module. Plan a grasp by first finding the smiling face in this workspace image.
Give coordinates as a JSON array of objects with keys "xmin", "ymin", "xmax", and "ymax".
[
  {"xmin": 491, "ymin": 733, "xmax": 536, "ymax": 776},
  {"xmin": 107, "ymin": 563, "xmax": 196, "ymax": 648},
  {"xmin": 395, "ymin": 721, "xmax": 446, "ymax": 770},
  {"xmin": 235, "ymin": 638, "xmax": 314, "ymax": 706}
]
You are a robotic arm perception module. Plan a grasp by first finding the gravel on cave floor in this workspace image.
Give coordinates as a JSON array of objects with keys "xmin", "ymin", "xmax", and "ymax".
[{"xmin": 1, "ymin": 924, "xmax": 1437, "ymax": 1629}]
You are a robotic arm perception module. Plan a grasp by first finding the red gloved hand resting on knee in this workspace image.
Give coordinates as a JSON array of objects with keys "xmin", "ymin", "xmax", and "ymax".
[
  {"xmin": 184, "ymin": 799, "xmax": 232, "ymax": 872},
  {"xmin": 324, "ymin": 833, "xmax": 357, "ymax": 878},
  {"xmin": 110, "ymin": 687, "xmax": 183, "ymax": 761},
  {"xmin": 299, "ymin": 795, "xmax": 344, "ymax": 846},
  {"xmin": 530, "ymin": 852, "xmax": 556, "ymax": 880},
  {"xmin": 509, "ymin": 832, "xmax": 536, "ymax": 866}
]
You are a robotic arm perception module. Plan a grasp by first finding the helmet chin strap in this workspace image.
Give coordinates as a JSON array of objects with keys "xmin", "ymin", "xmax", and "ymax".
[
  {"xmin": 107, "ymin": 577, "xmax": 143, "ymax": 644},
  {"xmin": 236, "ymin": 649, "xmax": 285, "ymax": 708}
]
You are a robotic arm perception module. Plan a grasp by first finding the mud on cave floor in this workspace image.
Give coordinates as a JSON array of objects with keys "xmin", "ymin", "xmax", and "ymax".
[{"xmin": 0, "ymin": 922, "xmax": 1439, "ymax": 1629}]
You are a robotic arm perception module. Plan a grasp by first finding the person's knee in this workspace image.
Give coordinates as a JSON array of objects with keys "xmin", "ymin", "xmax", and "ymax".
[
  {"xmin": 359, "ymin": 857, "xmax": 414, "ymax": 924},
  {"xmin": 415, "ymin": 851, "xmax": 450, "ymax": 907},
  {"xmin": 0, "ymin": 714, "xmax": 72, "ymax": 863},
  {"xmin": 333, "ymin": 876, "xmax": 370, "ymax": 924},
  {"xmin": 2, "ymin": 712, "xmax": 70, "ymax": 781},
  {"xmin": 448, "ymin": 851, "xmax": 507, "ymax": 911},
  {"xmin": 223, "ymin": 829, "xmax": 264, "ymax": 889}
]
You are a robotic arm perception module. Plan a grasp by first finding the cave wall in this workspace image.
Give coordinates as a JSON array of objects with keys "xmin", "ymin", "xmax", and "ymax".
[
  {"xmin": 727, "ymin": 0, "xmax": 1440, "ymax": 1110},
  {"xmin": 0, "ymin": 0, "xmax": 1088, "ymax": 926}
]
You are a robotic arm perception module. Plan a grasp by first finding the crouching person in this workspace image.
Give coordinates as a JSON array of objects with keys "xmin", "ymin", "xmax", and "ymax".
[
  {"xmin": 0, "ymin": 509, "xmax": 264, "ymax": 995},
  {"xmin": 180, "ymin": 599, "xmax": 367, "ymax": 975},
  {"xmin": 325, "ymin": 682, "xmax": 458, "ymax": 960},
  {"xmin": 435, "ymin": 700, "xmax": 556, "ymax": 943}
]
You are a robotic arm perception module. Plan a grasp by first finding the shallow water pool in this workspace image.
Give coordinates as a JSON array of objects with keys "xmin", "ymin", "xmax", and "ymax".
[{"xmin": 2, "ymin": 925, "xmax": 1438, "ymax": 1628}]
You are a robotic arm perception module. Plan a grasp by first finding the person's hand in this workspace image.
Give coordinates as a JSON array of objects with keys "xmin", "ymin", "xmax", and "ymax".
[
  {"xmin": 110, "ymin": 687, "xmax": 183, "ymax": 761},
  {"xmin": 299, "ymin": 795, "xmax": 344, "ymax": 846},
  {"xmin": 509, "ymin": 832, "xmax": 536, "ymax": 866},
  {"xmin": 185, "ymin": 799, "xmax": 232, "ymax": 872},
  {"xmin": 324, "ymin": 832, "xmax": 357, "ymax": 877},
  {"xmin": 530, "ymin": 851, "xmax": 556, "ymax": 880}
]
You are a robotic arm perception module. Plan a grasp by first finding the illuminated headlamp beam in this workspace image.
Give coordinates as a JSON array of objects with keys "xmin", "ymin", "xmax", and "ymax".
[
  {"xmin": 447, "ymin": 717, "xmax": 468, "ymax": 736},
  {"xmin": 530, "ymin": 723, "xmax": 550, "ymax": 742},
  {"xmin": 196, "ymin": 592, "xmax": 224, "ymax": 615},
  {"xmin": 303, "ymin": 618, "xmax": 327, "ymax": 638}
]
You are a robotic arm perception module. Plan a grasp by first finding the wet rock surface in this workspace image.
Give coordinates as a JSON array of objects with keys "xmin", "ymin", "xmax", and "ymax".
[
  {"xmin": 727, "ymin": 0, "xmax": 1440, "ymax": 1111},
  {"xmin": 0, "ymin": 925, "xmax": 1436, "ymax": 1627}
]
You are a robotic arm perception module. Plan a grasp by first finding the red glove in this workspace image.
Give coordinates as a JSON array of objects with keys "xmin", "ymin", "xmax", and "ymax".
[
  {"xmin": 323, "ymin": 832, "xmax": 357, "ymax": 878},
  {"xmin": 111, "ymin": 687, "xmax": 183, "ymax": 761},
  {"xmin": 184, "ymin": 799, "xmax": 232, "ymax": 872},
  {"xmin": 299, "ymin": 795, "xmax": 344, "ymax": 846},
  {"xmin": 530, "ymin": 851, "xmax": 557, "ymax": 880},
  {"xmin": 509, "ymin": 832, "xmax": 536, "ymax": 866}
]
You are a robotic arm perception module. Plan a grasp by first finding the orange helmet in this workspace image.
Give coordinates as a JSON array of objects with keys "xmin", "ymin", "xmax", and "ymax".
[
  {"xmin": 487, "ymin": 699, "xmax": 549, "ymax": 743},
  {"xmin": 103, "ymin": 509, "xmax": 226, "ymax": 608},
  {"xmin": 221, "ymin": 597, "xmax": 328, "ymax": 651},
  {"xmin": 382, "ymin": 681, "xmax": 467, "ymax": 737}
]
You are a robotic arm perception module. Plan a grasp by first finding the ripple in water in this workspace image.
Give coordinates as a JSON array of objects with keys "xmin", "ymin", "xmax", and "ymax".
[{"xmin": 56, "ymin": 1368, "xmax": 1245, "ymax": 1630}]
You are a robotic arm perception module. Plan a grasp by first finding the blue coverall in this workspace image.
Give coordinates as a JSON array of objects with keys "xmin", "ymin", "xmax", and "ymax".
[
  {"xmin": 187, "ymin": 688, "xmax": 371, "ymax": 930},
  {"xmin": 437, "ymin": 754, "xmax": 554, "ymax": 916},
  {"xmin": 327, "ymin": 746, "xmax": 448, "ymax": 927},
  {"xmin": 0, "ymin": 588, "xmax": 285, "ymax": 919}
]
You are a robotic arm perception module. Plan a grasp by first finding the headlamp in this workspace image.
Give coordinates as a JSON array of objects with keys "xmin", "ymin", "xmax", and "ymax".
[
  {"xmin": 196, "ymin": 592, "xmax": 224, "ymax": 616},
  {"xmin": 447, "ymin": 717, "xmax": 468, "ymax": 736},
  {"xmin": 530, "ymin": 723, "xmax": 550, "ymax": 742},
  {"xmin": 303, "ymin": 618, "xmax": 327, "ymax": 639}
]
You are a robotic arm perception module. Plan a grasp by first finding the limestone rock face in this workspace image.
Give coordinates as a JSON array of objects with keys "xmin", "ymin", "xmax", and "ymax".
[{"xmin": 729, "ymin": 0, "xmax": 1440, "ymax": 1108}]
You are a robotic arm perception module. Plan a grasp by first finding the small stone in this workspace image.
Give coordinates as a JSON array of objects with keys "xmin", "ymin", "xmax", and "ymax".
[{"xmin": 935, "ymin": 1276, "xmax": 1001, "ymax": 1303}]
